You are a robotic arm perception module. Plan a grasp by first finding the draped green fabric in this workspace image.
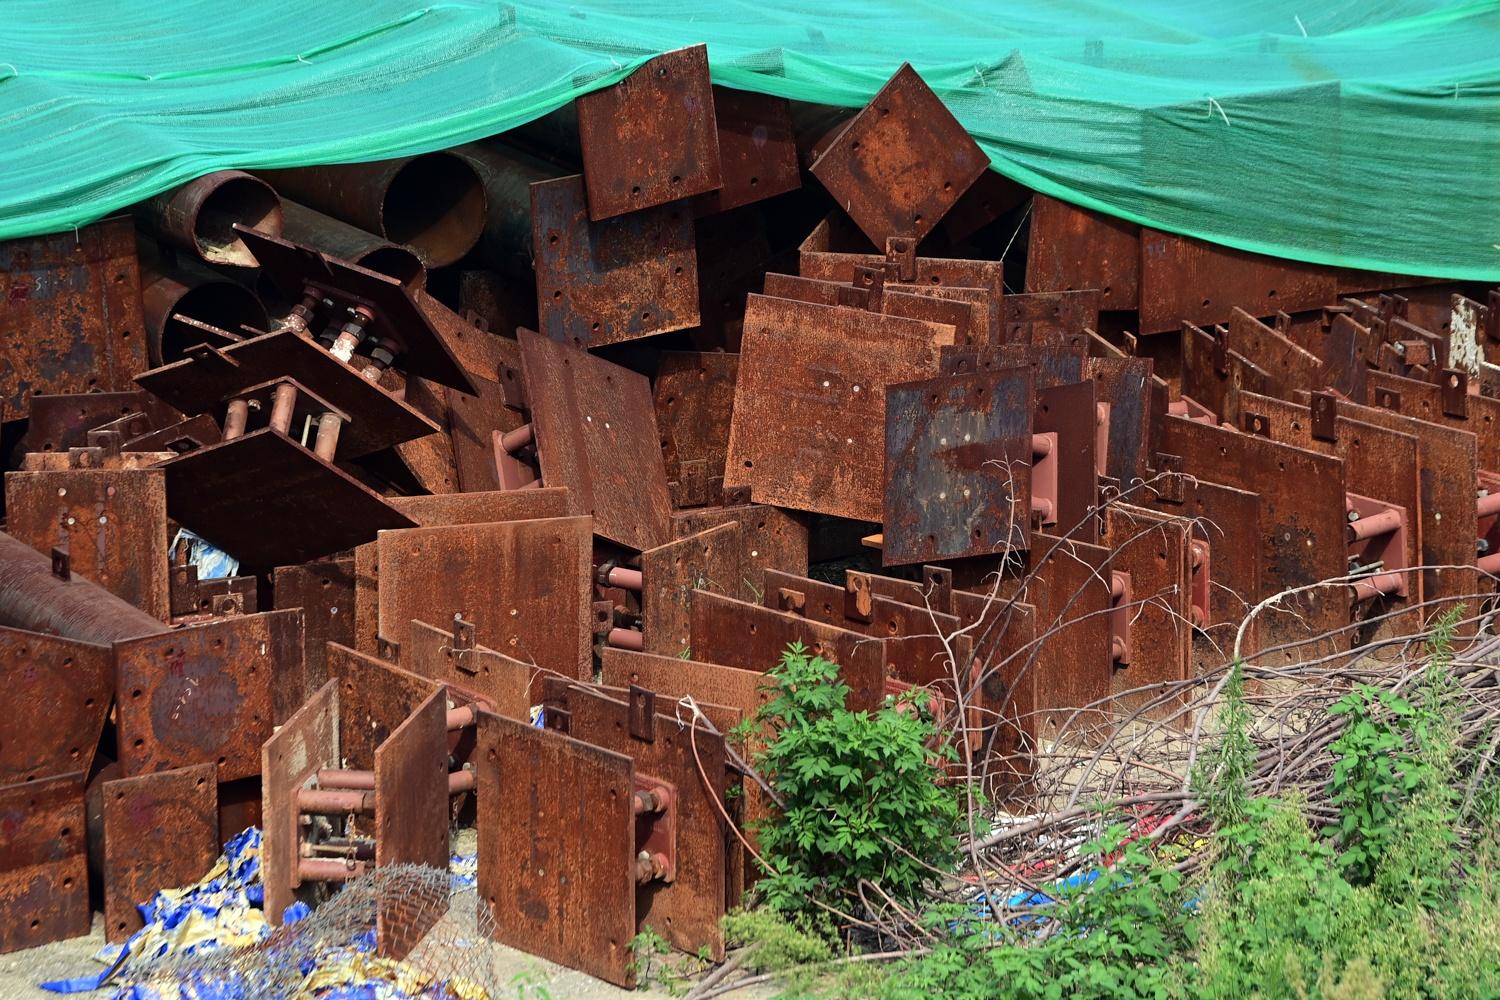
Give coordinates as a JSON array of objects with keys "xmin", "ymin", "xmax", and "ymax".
[{"xmin": 2, "ymin": 1, "xmax": 1498, "ymax": 278}]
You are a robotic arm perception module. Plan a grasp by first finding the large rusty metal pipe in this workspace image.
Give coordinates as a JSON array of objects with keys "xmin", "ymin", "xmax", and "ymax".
[
  {"xmin": 449, "ymin": 142, "xmax": 555, "ymax": 276},
  {"xmin": 258, "ymin": 154, "xmax": 486, "ymax": 268},
  {"xmin": 140, "ymin": 256, "xmax": 270, "ymax": 366},
  {"xmin": 278, "ymin": 200, "xmax": 426, "ymax": 290},
  {"xmin": 0, "ymin": 532, "xmax": 167, "ymax": 643},
  {"xmin": 136, "ymin": 170, "xmax": 284, "ymax": 268}
]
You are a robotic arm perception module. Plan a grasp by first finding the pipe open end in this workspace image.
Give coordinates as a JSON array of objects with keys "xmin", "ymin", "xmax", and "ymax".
[
  {"xmin": 382, "ymin": 153, "xmax": 486, "ymax": 268},
  {"xmin": 197, "ymin": 174, "xmax": 284, "ymax": 267}
]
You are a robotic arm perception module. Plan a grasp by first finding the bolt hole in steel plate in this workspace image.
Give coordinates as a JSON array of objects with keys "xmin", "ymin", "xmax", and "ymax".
[
  {"xmin": 0, "ymin": 770, "xmax": 90, "ymax": 953},
  {"xmin": 0, "ymin": 627, "xmax": 112, "ymax": 785}
]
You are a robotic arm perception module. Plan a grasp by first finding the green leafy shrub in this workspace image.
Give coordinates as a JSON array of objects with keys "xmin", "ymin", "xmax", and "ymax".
[{"xmin": 753, "ymin": 642, "xmax": 960, "ymax": 914}]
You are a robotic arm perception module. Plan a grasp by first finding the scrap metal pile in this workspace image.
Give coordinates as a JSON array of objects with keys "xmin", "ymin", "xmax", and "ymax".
[{"xmin": 3, "ymin": 47, "xmax": 1500, "ymax": 988}]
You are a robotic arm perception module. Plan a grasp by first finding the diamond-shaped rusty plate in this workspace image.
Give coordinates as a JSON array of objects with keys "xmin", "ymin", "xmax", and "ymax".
[
  {"xmin": 5, "ymin": 467, "xmax": 170, "ymax": 620},
  {"xmin": 532, "ymin": 175, "xmax": 699, "ymax": 347},
  {"xmin": 1025, "ymin": 195, "xmax": 1140, "ymax": 312},
  {"xmin": 723, "ymin": 295, "xmax": 942, "ymax": 522},
  {"xmin": 374, "ymin": 688, "xmax": 450, "ymax": 960},
  {"xmin": 135, "ymin": 331, "xmax": 438, "ymax": 458},
  {"xmin": 261, "ymin": 679, "xmax": 338, "ymax": 925},
  {"xmin": 160, "ymin": 429, "xmax": 416, "ymax": 570},
  {"xmin": 114, "ymin": 609, "xmax": 305, "ymax": 781},
  {"xmin": 519, "ymin": 330, "xmax": 671, "ymax": 550},
  {"xmin": 576, "ymin": 45, "xmax": 722, "ymax": 222},
  {"xmin": 0, "ymin": 218, "xmax": 148, "ymax": 416},
  {"xmin": 101, "ymin": 763, "xmax": 218, "ymax": 942},
  {"xmin": 694, "ymin": 87, "xmax": 800, "ymax": 216},
  {"xmin": 639, "ymin": 521, "xmax": 743, "ymax": 657},
  {"xmin": 810, "ymin": 64, "xmax": 988, "ymax": 247},
  {"xmin": 376, "ymin": 517, "xmax": 593, "ymax": 679},
  {"xmin": 0, "ymin": 771, "xmax": 90, "ymax": 954},
  {"xmin": 0, "ymin": 627, "xmax": 112, "ymax": 785},
  {"xmin": 477, "ymin": 711, "xmax": 637, "ymax": 987},
  {"xmin": 884, "ymin": 369, "xmax": 1033, "ymax": 565}
]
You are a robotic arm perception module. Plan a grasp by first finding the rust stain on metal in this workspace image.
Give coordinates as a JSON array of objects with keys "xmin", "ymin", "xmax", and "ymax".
[
  {"xmin": 326, "ymin": 643, "xmax": 441, "ymax": 770},
  {"xmin": 261, "ymin": 679, "xmax": 338, "ymax": 924},
  {"xmin": 724, "ymin": 294, "xmax": 941, "ymax": 521},
  {"xmin": 1035, "ymin": 380, "xmax": 1100, "ymax": 544},
  {"xmin": 1225, "ymin": 308, "xmax": 1324, "ymax": 395},
  {"xmin": 376, "ymin": 516, "xmax": 593, "ymax": 679},
  {"xmin": 671, "ymin": 504, "xmax": 808, "ymax": 601},
  {"xmin": 798, "ymin": 216, "xmax": 1004, "ymax": 294},
  {"xmin": 0, "ymin": 771, "xmax": 89, "ymax": 954},
  {"xmin": 532, "ymin": 175, "xmax": 700, "ymax": 346},
  {"xmin": 101, "ymin": 763, "xmax": 218, "ymax": 942},
  {"xmin": 0, "ymin": 627, "xmax": 111, "ymax": 784},
  {"xmin": 655, "ymin": 351, "xmax": 737, "ymax": 509},
  {"xmin": 14, "ymin": 391, "xmax": 175, "ymax": 454},
  {"xmin": 695, "ymin": 87, "xmax": 800, "ymax": 215},
  {"xmin": 0, "ymin": 219, "xmax": 148, "ymax": 415},
  {"xmin": 884, "ymin": 369, "xmax": 1033, "ymax": 564},
  {"xmin": 1087, "ymin": 357, "xmax": 1153, "ymax": 487},
  {"xmin": 810, "ymin": 64, "xmax": 988, "ymax": 247},
  {"xmin": 1099, "ymin": 506, "xmax": 1192, "ymax": 715},
  {"xmin": 273, "ymin": 557, "xmax": 355, "ymax": 695},
  {"xmin": 374, "ymin": 688, "xmax": 450, "ymax": 959},
  {"xmin": 639, "ymin": 522, "xmax": 743, "ymax": 657},
  {"xmin": 5, "ymin": 467, "xmax": 170, "ymax": 620},
  {"xmin": 1003, "ymin": 290, "xmax": 1102, "ymax": 349},
  {"xmin": 114, "ymin": 609, "xmax": 304, "ymax": 781},
  {"xmin": 1025, "ymin": 195, "xmax": 1139, "ymax": 311},
  {"xmin": 575, "ymin": 44, "xmax": 722, "ymax": 222},
  {"xmin": 477, "ymin": 711, "xmax": 637, "ymax": 987},
  {"xmin": 405, "ymin": 618, "xmax": 535, "ymax": 721},
  {"xmin": 1139, "ymin": 228, "xmax": 1339, "ymax": 334}
]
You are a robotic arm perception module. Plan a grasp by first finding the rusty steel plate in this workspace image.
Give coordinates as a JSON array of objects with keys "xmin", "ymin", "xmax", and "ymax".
[
  {"xmin": 1087, "ymin": 357, "xmax": 1152, "ymax": 487},
  {"xmin": 374, "ymin": 688, "xmax": 450, "ymax": 960},
  {"xmin": 114, "ymin": 609, "xmax": 305, "ymax": 781},
  {"xmin": 639, "ymin": 522, "xmax": 743, "ymax": 657},
  {"xmin": 1368, "ymin": 369, "xmax": 1500, "ymax": 470},
  {"xmin": 1138, "ymin": 467, "xmax": 1263, "ymax": 672},
  {"xmin": 760, "ymin": 272, "xmax": 843, "ymax": 307},
  {"xmin": 810, "ymin": 64, "xmax": 987, "ymax": 247},
  {"xmin": 886, "ymin": 284, "xmax": 1000, "ymax": 345},
  {"xmin": 695, "ymin": 87, "xmax": 800, "ymax": 216},
  {"xmin": 415, "ymin": 289, "xmax": 525, "ymax": 388},
  {"xmin": 406, "ymin": 618, "xmax": 535, "ymax": 721},
  {"xmin": 724, "ymin": 294, "xmax": 941, "ymax": 522},
  {"xmin": 353, "ymin": 488, "xmax": 573, "ymax": 655},
  {"xmin": 671, "ymin": 504, "xmax": 807, "ymax": 601},
  {"xmin": 0, "ymin": 218, "xmax": 147, "ymax": 416},
  {"xmin": 0, "ymin": 627, "xmax": 111, "ymax": 785},
  {"xmin": 0, "ymin": 771, "xmax": 89, "ymax": 954},
  {"xmin": 376, "ymin": 516, "xmax": 593, "ymax": 679},
  {"xmin": 1322, "ymin": 395, "xmax": 1479, "ymax": 610},
  {"xmin": 1318, "ymin": 313, "xmax": 1373, "ymax": 401},
  {"xmin": 1180, "ymin": 323, "xmax": 1276, "ymax": 420},
  {"xmin": 798, "ymin": 217, "xmax": 1005, "ymax": 294},
  {"xmin": 1035, "ymin": 380, "xmax": 1100, "ymax": 543},
  {"xmin": 5, "ymin": 467, "xmax": 169, "ymax": 620},
  {"xmin": 13, "ymin": 391, "xmax": 175, "ymax": 455},
  {"xmin": 235, "ymin": 227, "xmax": 475, "ymax": 394},
  {"xmin": 655, "ymin": 351, "xmax": 738, "ymax": 509},
  {"xmin": 1159, "ymin": 417, "xmax": 1349, "ymax": 660},
  {"xmin": 882, "ymin": 290, "xmax": 979, "ymax": 346},
  {"xmin": 1002, "ymin": 290, "xmax": 1102, "ymax": 349},
  {"xmin": 273, "ymin": 557, "xmax": 355, "ymax": 695},
  {"xmin": 160, "ymin": 429, "xmax": 416, "ymax": 570},
  {"xmin": 477, "ymin": 711, "xmax": 637, "ymax": 987},
  {"xmin": 939, "ymin": 343, "xmax": 1086, "ymax": 389},
  {"xmin": 520, "ymin": 329, "xmax": 672, "ymax": 550},
  {"xmin": 549, "ymin": 683, "xmax": 727, "ymax": 961},
  {"xmin": 135, "ymin": 331, "xmax": 438, "ymax": 458},
  {"xmin": 884, "ymin": 369, "xmax": 1033, "ymax": 564},
  {"xmin": 1025, "ymin": 195, "xmax": 1139, "ymax": 311},
  {"xmin": 1225, "ymin": 308, "xmax": 1325, "ymax": 395},
  {"xmin": 1100, "ymin": 505, "xmax": 1192, "ymax": 714},
  {"xmin": 690, "ymin": 591, "xmax": 885, "ymax": 711},
  {"xmin": 1005, "ymin": 531, "xmax": 1113, "ymax": 735},
  {"xmin": 575, "ymin": 45, "xmax": 721, "ymax": 221},
  {"xmin": 101, "ymin": 763, "xmax": 218, "ymax": 942},
  {"xmin": 448, "ymin": 374, "xmax": 525, "ymax": 494},
  {"xmin": 327, "ymin": 644, "xmax": 442, "ymax": 769},
  {"xmin": 532, "ymin": 175, "xmax": 700, "ymax": 347},
  {"xmin": 261, "ymin": 679, "xmax": 338, "ymax": 924},
  {"xmin": 1139, "ymin": 228, "xmax": 1340, "ymax": 335}
]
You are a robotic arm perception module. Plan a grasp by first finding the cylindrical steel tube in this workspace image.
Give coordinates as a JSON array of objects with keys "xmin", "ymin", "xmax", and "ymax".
[
  {"xmin": 297, "ymin": 788, "xmax": 374, "ymax": 815},
  {"xmin": 1479, "ymin": 552, "xmax": 1500, "ymax": 575},
  {"xmin": 279, "ymin": 200, "xmax": 426, "ymax": 290},
  {"xmin": 607, "ymin": 627, "xmax": 645, "ymax": 651},
  {"xmin": 1351, "ymin": 572, "xmax": 1405, "ymax": 603},
  {"xmin": 449, "ymin": 768, "xmax": 477, "ymax": 794},
  {"xmin": 1478, "ymin": 493, "xmax": 1500, "ymax": 519},
  {"xmin": 1111, "ymin": 635, "xmax": 1129, "ymax": 661},
  {"xmin": 258, "ymin": 154, "xmax": 486, "ymax": 268},
  {"xmin": 223, "ymin": 399, "xmax": 250, "ymax": 441},
  {"xmin": 298, "ymin": 857, "xmax": 369, "ymax": 882},
  {"xmin": 140, "ymin": 257, "xmax": 271, "ymax": 366},
  {"xmin": 302, "ymin": 838, "xmax": 375, "ymax": 861},
  {"xmin": 498, "ymin": 423, "xmax": 535, "ymax": 455},
  {"xmin": 269, "ymin": 383, "xmax": 298, "ymax": 434},
  {"xmin": 447, "ymin": 704, "xmax": 476, "ymax": 731},
  {"xmin": 316, "ymin": 769, "xmax": 374, "ymax": 791},
  {"xmin": 135, "ymin": 170, "xmax": 284, "ymax": 268},
  {"xmin": 450, "ymin": 142, "xmax": 557, "ymax": 276},
  {"xmin": 1030, "ymin": 497, "xmax": 1054, "ymax": 521},
  {"xmin": 1110, "ymin": 572, "xmax": 1127, "ymax": 600},
  {"xmin": 604, "ymin": 566, "xmax": 643, "ymax": 591},
  {"xmin": 1031, "ymin": 434, "xmax": 1054, "ymax": 459},
  {"xmin": 1346, "ymin": 507, "xmax": 1403, "ymax": 542},
  {"xmin": 313, "ymin": 413, "xmax": 343, "ymax": 461},
  {"xmin": 0, "ymin": 532, "xmax": 167, "ymax": 643}
]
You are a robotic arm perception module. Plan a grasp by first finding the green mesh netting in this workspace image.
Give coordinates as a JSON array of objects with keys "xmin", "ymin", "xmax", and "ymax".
[{"xmin": 3, "ymin": 1, "xmax": 1498, "ymax": 278}]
